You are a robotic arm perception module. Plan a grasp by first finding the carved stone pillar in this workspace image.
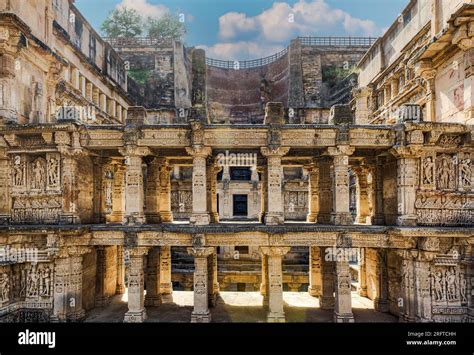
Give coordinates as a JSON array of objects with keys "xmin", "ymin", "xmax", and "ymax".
[
  {"xmin": 122, "ymin": 147, "xmax": 149, "ymax": 225},
  {"xmin": 207, "ymin": 248, "xmax": 219, "ymax": 306},
  {"xmin": 308, "ymin": 246, "xmax": 322, "ymax": 297},
  {"xmin": 398, "ymin": 250, "xmax": 417, "ymax": 322},
  {"xmin": 353, "ymin": 166, "xmax": 371, "ymax": 224},
  {"xmin": 159, "ymin": 246, "xmax": 173, "ymax": 301},
  {"xmin": 95, "ymin": 247, "xmax": 110, "ymax": 307},
  {"xmin": 108, "ymin": 162, "xmax": 126, "ymax": 224},
  {"xmin": 116, "ymin": 246, "xmax": 126, "ymax": 294},
  {"xmin": 187, "ymin": 247, "xmax": 214, "ymax": 323},
  {"xmin": 373, "ymin": 249, "xmax": 389, "ymax": 312},
  {"xmin": 372, "ymin": 157, "xmax": 385, "ymax": 225},
  {"xmin": 0, "ymin": 148, "xmax": 10, "ymax": 223},
  {"xmin": 358, "ymin": 250, "xmax": 367, "ymax": 297},
  {"xmin": 260, "ymin": 252, "xmax": 269, "ymax": 305},
  {"xmin": 306, "ymin": 163, "xmax": 319, "ymax": 223},
  {"xmin": 261, "ymin": 147, "xmax": 290, "ymax": 225},
  {"xmin": 59, "ymin": 153, "xmax": 80, "ymax": 224},
  {"xmin": 186, "ymin": 146, "xmax": 212, "ymax": 225},
  {"xmin": 258, "ymin": 166, "xmax": 267, "ymax": 222},
  {"xmin": 124, "ymin": 248, "xmax": 148, "ymax": 323},
  {"xmin": 158, "ymin": 159, "xmax": 173, "ymax": 223},
  {"xmin": 145, "ymin": 158, "xmax": 161, "ymax": 223},
  {"xmin": 206, "ymin": 159, "xmax": 220, "ymax": 224},
  {"xmin": 391, "ymin": 147, "xmax": 418, "ymax": 226},
  {"xmin": 260, "ymin": 247, "xmax": 291, "ymax": 322},
  {"xmin": 328, "ymin": 146, "xmax": 354, "ymax": 225},
  {"xmin": 334, "ymin": 259, "xmax": 354, "ymax": 322},
  {"xmin": 319, "ymin": 247, "xmax": 335, "ymax": 310},
  {"xmin": 317, "ymin": 158, "xmax": 332, "ymax": 224},
  {"xmin": 92, "ymin": 158, "xmax": 104, "ymax": 223},
  {"xmin": 51, "ymin": 257, "xmax": 70, "ymax": 322},
  {"xmin": 145, "ymin": 248, "xmax": 161, "ymax": 307}
]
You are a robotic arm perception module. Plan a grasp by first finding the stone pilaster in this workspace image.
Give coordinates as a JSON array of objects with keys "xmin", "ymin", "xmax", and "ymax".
[
  {"xmin": 187, "ymin": 247, "xmax": 214, "ymax": 323},
  {"xmin": 186, "ymin": 146, "xmax": 212, "ymax": 225},
  {"xmin": 334, "ymin": 259, "xmax": 354, "ymax": 323},
  {"xmin": 260, "ymin": 252, "xmax": 269, "ymax": 305},
  {"xmin": 353, "ymin": 166, "xmax": 371, "ymax": 224},
  {"xmin": 121, "ymin": 147, "xmax": 150, "ymax": 225},
  {"xmin": 306, "ymin": 163, "xmax": 319, "ymax": 223},
  {"xmin": 51, "ymin": 257, "xmax": 70, "ymax": 322},
  {"xmin": 207, "ymin": 158, "xmax": 220, "ymax": 224},
  {"xmin": 399, "ymin": 250, "xmax": 417, "ymax": 322},
  {"xmin": 260, "ymin": 147, "xmax": 290, "ymax": 225},
  {"xmin": 328, "ymin": 146, "xmax": 355, "ymax": 225},
  {"xmin": 372, "ymin": 156, "xmax": 385, "ymax": 225},
  {"xmin": 59, "ymin": 153, "xmax": 81, "ymax": 224},
  {"xmin": 260, "ymin": 247, "xmax": 291, "ymax": 322},
  {"xmin": 0, "ymin": 147, "xmax": 10, "ymax": 223},
  {"xmin": 95, "ymin": 247, "xmax": 110, "ymax": 307},
  {"xmin": 373, "ymin": 249, "xmax": 389, "ymax": 312},
  {"xmin": 92, "ymin": 158, "xmax": 104, "ymax": 223},
  {"xmin": 391, "ymin": 147, "xmax": 418, "ymax": 226},
  {"xmin": 145, "ymin": 248, "xmax": 161, "ymax": 307},
  {"xmin": 319, "ymin": 247, "xmax": 335, "ymax": 310},
  {"xmin": 145, "ymin": 158, "xmax": 161, "ymax": 223},
  {"xmin": 207, "ymin": 248, "xmax": 219, "ymax": 306},
  {"xmin": 116, "ymin": 246, "xmax": 126, "ymax": 294},
  {"xmin": 108, "ymin": 162, "xmax": 126, "ymax": 224},
  {"xmin": 124, "ymin": 247, "xmax": 149, "ymax": 323},
  {"xmin": 159, "ymin": 246, "xmax": 173, "ymax": 301},
  {"xmin": 258, "ymin": 166, "xmax": 267, "ymax": 223},
  {"xmin": 158, "ymin": 159, "xmax": 173, "ymax": 223},
  {"xmin": 358, "ymin": 250, "xmax": 367, "ymax": 297},
  {"xmin": 308, "ymin": 246, "xmax": 322, "ymax": 297},
  {"xmin": 317, "ymin": 158, "xmax": 332, "ymax": 224}
]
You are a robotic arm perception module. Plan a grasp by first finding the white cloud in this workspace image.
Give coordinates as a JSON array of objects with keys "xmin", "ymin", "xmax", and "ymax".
[
  {"xmin": 203, "ymin": 0, "xmax": 382, "ymax": 60},
  {"xmin": 117, "ymin": 0, "xmax": 169, "ymax": 19}
]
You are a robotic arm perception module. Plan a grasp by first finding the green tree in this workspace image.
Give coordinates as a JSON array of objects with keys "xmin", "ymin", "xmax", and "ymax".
[
  {"xmin": 101, "ymin": 8, "xmax": 144, "ymax": 38},
  {"xmin": 147, "ymin": 13, "xmax": 186, "ymax": 41}
]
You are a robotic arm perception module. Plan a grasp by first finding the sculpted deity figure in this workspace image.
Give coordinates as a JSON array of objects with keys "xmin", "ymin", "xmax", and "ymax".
[
  {"xmin": 27, "ymin": 266, "xmax": 39, "ymax": 297},
  {"xmin": 438, "ymin": 157, "xmax": 452, "ymax": 189},
  {"xmin": 0, "ymin": 273, "xmax": 10, "ymax": 303},
  {"xmin": 433, "ymin": 271, "xmax": 445, "ymax": 302},
  {"xmin": 39, "ymin": 266, "xmax": 52, "ymax": 297},
  {"xmin": 32, "ymin": 160, "xmax": 45, "ymax": 190},
  {"xmin": 445, "ymin": 268, "xmax": 458, "ymax": 301},
  {"xmin": 47, "ymin": 157, "xmax": 59, "ymax": 186},
  {"xmin": 422, "ymin": 156, "xmax": 434, "ymax": 185},
  {"xmin": 459, "ymin": 158, "xmax": 471, "ymax": 188}
]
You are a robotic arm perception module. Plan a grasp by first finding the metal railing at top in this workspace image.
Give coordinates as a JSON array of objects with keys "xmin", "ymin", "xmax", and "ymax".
[
  {"xmin": 298, "ymin": 36, "xmax": 378, "ymax": 47},
  {"xmin": 205, "ymin": 47, "xmax": 289, "ymax": 69}
]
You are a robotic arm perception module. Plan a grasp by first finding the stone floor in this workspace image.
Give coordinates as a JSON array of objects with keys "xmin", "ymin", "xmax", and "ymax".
[{"xmin": 84, "ymin": 291, "xmax": 398, "ymax": 323}]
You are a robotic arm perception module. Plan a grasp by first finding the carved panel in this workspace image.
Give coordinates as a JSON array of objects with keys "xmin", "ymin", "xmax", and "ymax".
[{"xmin": 415, "ymin": 191, "xmax": 474, "ymax": 226}]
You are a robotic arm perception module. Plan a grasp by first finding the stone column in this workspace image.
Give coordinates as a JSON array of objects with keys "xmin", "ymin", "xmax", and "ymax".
[
  {"xmin": 308, "ymin": 246, "xmax": 322, "ymax": 297},
  {"xmin": 67, "ymin": 247, "xmax": 90, "ymax": 321},
  {"xmin": 158, "ymin": 159, "xmax": 173, "ymax": 223},
  {"xmin": 328, "ymin": 146, "xmax": 354, "ymax": 225},
  {"xmin": 258, "ymin": 166, "xmax": 267, "ymax": 222},
  {"xmin": 95, "ymin": 247, "xmax": 110, "ymax": 307},
  {"xmin": 353, "ymin": 166, "xmax": 371, "ymax": 224},
  {"xmin": 59, "ymin": 153, "xmax": 81, "ymax": 224},
  {"xmin": 260, "ymin": 253, "xmax": 269, "ymax": 305},
  {"xmin": 108, "ymin": 162, "xmax": 126, "ymax": 224},
  {"xmin": 372, "ymin": 157, "xmax": 385, "ymax": 225},
  {"xmin": 317, "ymin": 158, "xmax": 332, "ymax": 224},
  {"xmin": 92, "ymin": 158, "xmax": 104, "ymax": 223},
  {"xmin": 398, "ymin": 250, "xmax": 416, "ymax": 322},
  {"xmin": 207, "ymin": 159, "xmax": 220, "ymax": 224},
  {"xmin": 0, "ymin": 149, "xmax": 10, "ymax": 223},
  {"xmin": 187, "ymin": 247, "xmax": 214, "ymax": 323},
  {"xmin": 334, "ymin": 259, "xmax": 354, "ymax": 323},
  {"xmin": 260, "ymin": 247, "xmax": 290, "ymax": 322},
  {"xmin": 124, "ymin": 248, "xmax": 148, "ymax": 323},
  {"xmin": 116, "ymin": 246, "xmax": 126, "ymax": 294},
  {"xmin": 373, "ymin": 249, "xmax": 389, "ymax": 312},
  {"xmin": 358, "ymin": 250, "xmax": 367, "ymax": 297},
  {"xmin": 51, "ymin": 257, "xmax": 70, "ymax": 322},
  {"xmin": 159, "ymin": 246, "xmax": 173, "ymax": 301},
  {"xmin": 391, "ymin": 147, "xmax": 418, "ymax": 226},
  {"xmin": 319, "ymin": 247, "xmax": 335, "ymax": 310},
  {"xmin": 145, "ymin": 158, "xmax": 161, "ymax": 223},
  {"xmin": 145, "ymin": 248, "xmax": 161, "ymax": 306},
  {"xmin": 186, "ymin": 146, "xmax": 212, "ymax": 225},
  {"xmin": 207, "ymin": 248, "xmax": 219, "ymax": 307},
  {"xmin": 261, "ymin": 147, "xmax": 290, "ymax": 225},
  {"xmin": 306, "ymin": 163, "xmax": 319, "ymax": 223}
]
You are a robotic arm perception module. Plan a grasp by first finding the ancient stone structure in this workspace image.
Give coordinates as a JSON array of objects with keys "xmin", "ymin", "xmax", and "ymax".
[{"xmin": 0, "ymin": 0, "xmax": 472, "ymax": 324}]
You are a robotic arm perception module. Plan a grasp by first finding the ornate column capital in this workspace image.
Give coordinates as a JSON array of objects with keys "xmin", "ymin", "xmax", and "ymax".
[
  {"xmin": 185, "ymin": 146, "xmax": 212, "ymax": 158},
  {"xmin": 187, "ymin": 247, "xmax": 214, "ymax": 258},
  {"xmin": 260, "ymin": 246, "xmax": 291, "ymax": 257},
  {"xmin": 127, "ymin": 247, "xmax": 150, "ymax": 258},
  {"xmin": 326, "ymin": 145, "xmax": 355, "ymax": 157},
  {"xmin": 118, "ymin": 145, "xmax": 151, "ymax": 158},
  {"xmin": 260, "ymin": 146, "xmax": 290, "ymax": 158}
]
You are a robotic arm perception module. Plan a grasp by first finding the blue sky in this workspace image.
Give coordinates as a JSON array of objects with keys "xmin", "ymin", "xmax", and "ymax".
[{"xmin": 76, "ymin": 0, "xmax": 408, "ymax": 60}]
